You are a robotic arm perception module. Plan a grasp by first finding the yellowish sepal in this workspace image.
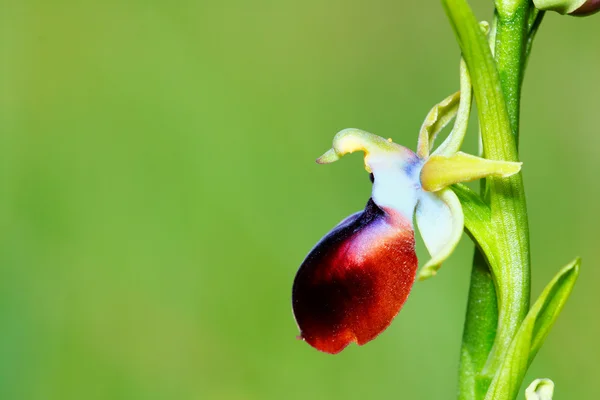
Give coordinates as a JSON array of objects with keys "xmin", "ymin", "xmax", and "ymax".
[
  {"xmin": 432, "ymin": 58, "xmax": 472, "ymax": 157},
  {"xmin": 315, "ymin": 148, "xmax": 340, "ymax": 164},
  {"xmin": 420, "ymin": 152, "xmax": 522, "ymax": 192},
  {"xmin": 416, "ymin": 92, "xmax": 460, "ymax": 159},
  {"xmin": 316, "ymin": 128, "xmax": 411, "ymax": 173}
]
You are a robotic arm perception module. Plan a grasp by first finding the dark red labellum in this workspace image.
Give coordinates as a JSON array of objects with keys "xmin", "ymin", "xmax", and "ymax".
[{"xmin": 292, "ymin": 199, "xmax": 418, "ymax": 354}]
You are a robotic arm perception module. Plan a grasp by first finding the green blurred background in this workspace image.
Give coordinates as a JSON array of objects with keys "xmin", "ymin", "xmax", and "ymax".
[{"xmin": 1, "ymin": 1, "xmax": 598, "ymax": 399}]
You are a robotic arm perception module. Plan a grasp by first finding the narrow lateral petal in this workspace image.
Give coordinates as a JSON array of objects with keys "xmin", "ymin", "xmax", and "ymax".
[
  {"xmin": 430, "ymin": 21, "xmax": 489, "ymax": 157},
  {"xmin": 432, "ymin": 58, "xmax": 472, "ymax": 157},
  {"xmin": 416, "ymin": 92, "xmax": 460, "ymax": 159},
  {"xmin": 415, "ymin": 188, "xmax": 464, "ymax": 280},
  {"xmin": 420, "ymin": 151, "xmax": 522, "ymax": 192},
  {"xmin": 292, "ymin": 199, "xmax": 418, "ymax": 354}
]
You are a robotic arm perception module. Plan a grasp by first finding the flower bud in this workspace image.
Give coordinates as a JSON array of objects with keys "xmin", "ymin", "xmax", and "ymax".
[
  {"xmin": 533, "ymin": 0, "xmax": 600, "ymax": 15},
  {"xmin": 571, "ymin": 0, "xmax": 600, "ymax": 15}
]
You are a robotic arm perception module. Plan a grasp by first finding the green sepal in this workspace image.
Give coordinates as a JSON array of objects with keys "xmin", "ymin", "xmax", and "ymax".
[{"xmin": 484, "ymin": 259, "xmax": 580, "ymax": 400}]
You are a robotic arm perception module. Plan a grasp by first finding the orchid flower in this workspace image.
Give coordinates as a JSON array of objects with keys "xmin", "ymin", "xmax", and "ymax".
[{"xmin": 292, "ymin": 60, "xmax": 523, "ymax": 354}]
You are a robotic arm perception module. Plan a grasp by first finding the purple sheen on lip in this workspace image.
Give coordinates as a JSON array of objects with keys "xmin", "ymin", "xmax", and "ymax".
[{"xmin": 292, "ymin": 198, "xmax": 418, "ymax": 354}]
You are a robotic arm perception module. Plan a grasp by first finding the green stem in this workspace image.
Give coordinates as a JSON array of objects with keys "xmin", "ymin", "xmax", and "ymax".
[
  {"xmin": 481, "ymin": 0, "xmax": 532, "ymax": 378},
  {"xmin": 458, "ymin": 249, "xmax": 498, "ymax": 399},
  {"xmin": 458, "ymin": 19, "xmax": 498, "ymax": 400},
  {"xmin": 445, "ymin": 0, "xmax": 537, "ymax": 397},
  {"xmin": 494, "ymin": 2, "xmax": 530, "ymax": 141}
]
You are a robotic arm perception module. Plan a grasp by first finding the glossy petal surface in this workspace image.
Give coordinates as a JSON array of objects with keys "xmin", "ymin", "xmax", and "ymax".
[{"xmin": 292, "ymin": 199, "xmax": 417, "ymax": 354}]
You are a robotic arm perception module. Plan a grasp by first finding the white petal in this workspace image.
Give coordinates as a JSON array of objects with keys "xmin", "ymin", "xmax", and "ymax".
[
  {"xmin": 415, "ymin": 188, "xmax": 464, "ymax": 280},
  {"xmin": 370, "ymin": 154, "xmax": 422, "ymax": 223}
]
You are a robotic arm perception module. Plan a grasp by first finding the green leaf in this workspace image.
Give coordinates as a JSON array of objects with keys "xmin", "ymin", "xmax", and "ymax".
[{"xmin": 484, "ymin": 259, "xmax": 580, "ymax": 400}]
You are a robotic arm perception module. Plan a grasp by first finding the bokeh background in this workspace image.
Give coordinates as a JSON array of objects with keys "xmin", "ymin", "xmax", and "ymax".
[{"xmin": 1, "ymin": 1, "xmax": 598, "ymax": 399}]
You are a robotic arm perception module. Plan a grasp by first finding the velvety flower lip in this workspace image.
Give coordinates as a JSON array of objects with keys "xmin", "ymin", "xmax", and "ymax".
[{"xmin": 292, "ymin": 197, "xmax": 417, "ymax": 354}]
